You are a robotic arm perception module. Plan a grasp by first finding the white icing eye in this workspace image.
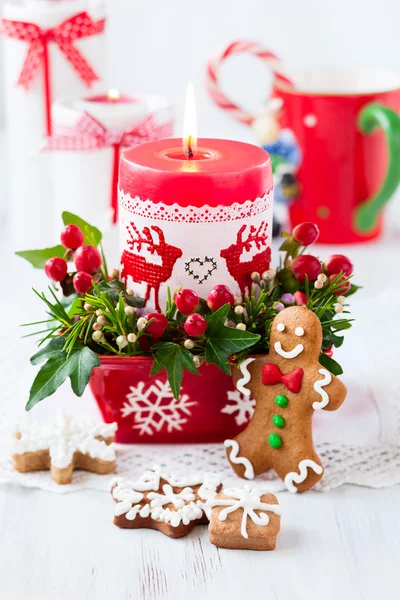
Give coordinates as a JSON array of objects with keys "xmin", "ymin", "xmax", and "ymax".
[
  {"xmin": 277, "ymin": 323, "xmax": 285, "ymax": 332},
  {"xmin": 295, "ymin": 327, "xmax": 304, "ymax": 337}
]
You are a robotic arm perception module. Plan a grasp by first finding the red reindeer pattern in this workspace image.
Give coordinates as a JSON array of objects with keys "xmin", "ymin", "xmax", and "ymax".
[
  {"xmin": 120, "ymin": 223, "xmax": 183, "ymax": 312},
  {"xmin": 220, "ymin": 222, "xmax": 271, "ymax": 296}
]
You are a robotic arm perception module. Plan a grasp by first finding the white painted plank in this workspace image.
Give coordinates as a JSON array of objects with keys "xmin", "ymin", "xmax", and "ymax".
[{"xmin": 0, "ymin": 485, "xmax": 399, "ymax": 600}]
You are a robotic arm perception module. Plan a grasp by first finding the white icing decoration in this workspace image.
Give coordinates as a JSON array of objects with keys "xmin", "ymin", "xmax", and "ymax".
[
  {"xmin": 224, "ymin": 439, "xmax": 255, "ymax": 480},
  {"xmin": 236, "ymin": 357, "xmax": 255, "ymax": 397},
  {"xmin": 13, "ymin": 411, "xmax": 117, "ymax": 470},
  {"xmin": 112, "ymin": 469, "xmax": 220, "ymax": 527},
  {"xmin": 148, "ymin": 484, "xmax": 195, "ymax": 508},
  {"xmin": 312, "ymin": 368, "xmax": 332, "ymax": 410},
  {"xmin": 277, "ymin": 323, "xmax": 285, "ymax": 332},
  {"xmin": 295, "ymin": 327, "xmax": 304, "ymax": 337},
  {"xmin": 284, "ymin": 460, "xmax": 323, "ymax": 493},
  {"xmin": 206, "ymin": 485, "xmax": 281, "ymax": 539},
  {"xmin": 274, "ymin": 341, "xmax": 304, "ymax": 359}
]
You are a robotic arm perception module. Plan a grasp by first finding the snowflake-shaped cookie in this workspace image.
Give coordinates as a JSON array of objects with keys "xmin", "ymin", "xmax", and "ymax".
[
  {"xmin": 207, "ymin": 486, "xmax": 282, "ymax": 550},
  {"xmin": 111, "ymin": 466, "xmax": 221, "ymax": 537},
  {"xmin": 12, "ymin": 411, "xmax": 117, "ymax": 485}
]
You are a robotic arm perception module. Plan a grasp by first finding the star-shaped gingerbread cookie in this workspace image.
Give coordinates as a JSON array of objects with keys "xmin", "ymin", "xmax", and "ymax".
[
  {"xmin": 12, "ymin": 411, "xmax": 117, "ymax": 484},
  {"xmin": 111, "ymin": 465, "xmax": 221, "ymax": 538}
]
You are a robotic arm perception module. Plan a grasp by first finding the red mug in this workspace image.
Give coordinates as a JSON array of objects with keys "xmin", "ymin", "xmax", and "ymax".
[{"xmin": 207, "ymin": 42, "xmax": 400, "ymax": 243}]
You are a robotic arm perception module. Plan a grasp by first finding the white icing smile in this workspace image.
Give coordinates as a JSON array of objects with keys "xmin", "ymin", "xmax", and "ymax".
[{"xmin": 274, "ymin": 341, "xmax": 304, "ymax": 359}]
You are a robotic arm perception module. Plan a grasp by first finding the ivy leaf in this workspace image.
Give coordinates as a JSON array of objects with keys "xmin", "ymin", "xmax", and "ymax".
[
  {"xmin": 151, "ymin": 342, "xmax": 199, "ymax": 399},
  {"xmin": 319, "ymin": 352, "xmax": 344, "ymax": 376},
  {"xmin": 68, "ymin": 347, "xmax": 100, "ymax": 396},
  {"xmin": 30, "ymin": 337, "xmax": 66, "ymax": 365},
  {"xmin": 205, "ymin": 304, "xmax": 260, "ymax": 375},
  {"xmin": 26, "ymin": 355, "xmax": 71, "ymax": 410},
  {"xmin": 15, "ymin": 245, "xmax": 66, "ymax": 269},
  {"xmin": 62, "ymin": 212, "xmax": 102, "ymax": 247},
  {"xmin": 27, "ymin": 346, "xmax": 100, "ymax": 410}
]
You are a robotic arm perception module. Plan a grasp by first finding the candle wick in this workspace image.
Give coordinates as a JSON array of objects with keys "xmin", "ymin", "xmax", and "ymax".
[{"xmin": 187, "ymin": 134, "xmax": 194, "ymax": 159}]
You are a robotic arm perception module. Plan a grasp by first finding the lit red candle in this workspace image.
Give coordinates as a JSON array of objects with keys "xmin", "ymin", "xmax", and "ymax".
[{"xmin": 119, "ymin": 86, "xmax": 274, "ymax": 312}]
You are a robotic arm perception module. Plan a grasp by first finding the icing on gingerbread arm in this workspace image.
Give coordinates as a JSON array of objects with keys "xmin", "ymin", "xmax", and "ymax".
[{"xmin": 313, "ymin": 367, "xmax": 347, "ymax": 412}]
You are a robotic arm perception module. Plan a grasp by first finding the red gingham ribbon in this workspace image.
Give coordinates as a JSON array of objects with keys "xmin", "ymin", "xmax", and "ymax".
[
  {"xmin": 206, "ymin": 40, "xmax": 293, "ymax": 126},
  {"xmin": 0, "ymin": 11, "xmax": 106, "ymax": 135},
  {"xmin": 48, "ymin": 112, "xmax": 173, "ymax": 223},
  {"xmin": 48, "ymin": 112, "xmax": 173, "ymax": 151}
]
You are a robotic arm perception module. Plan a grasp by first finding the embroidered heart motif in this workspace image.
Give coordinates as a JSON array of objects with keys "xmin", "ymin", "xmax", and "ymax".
[{"xmin": 185, "ymin": 257, "xmax": 217, "ymax": 284}]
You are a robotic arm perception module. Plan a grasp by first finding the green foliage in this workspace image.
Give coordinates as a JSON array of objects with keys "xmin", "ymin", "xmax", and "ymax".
[
  {"xmin": 151, "ymin": 342, "xmax": 199, "ymax": 399},
  {"xmin": 319, "ymin": 352, "xmax": 344, "ymax": 376},
  {"xmin": 26, "ymin": 345, "xmax": 100, "ymax": 410},
  {"xmin": 205, "ymin": 304, "xmax": 260, "ymax": 374},
  {"xmin": 15, "ymin": 245, "xmax": 66, "ymax": 269}
]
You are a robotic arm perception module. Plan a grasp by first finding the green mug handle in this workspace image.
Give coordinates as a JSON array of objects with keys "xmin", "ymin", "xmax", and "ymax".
[{"xmin": 355, "ymin": 103, "xmax": 400, "ymax": 233}]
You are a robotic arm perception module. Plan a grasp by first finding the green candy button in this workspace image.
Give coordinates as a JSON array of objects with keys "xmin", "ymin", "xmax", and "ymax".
[
  {"xmin": 272, "ymin": 414, "xmax": 285, "ymax": 428},
  {"xmin": 275, "ymin": 394, "xmax": 288, "ymax": 408},
  {"xmin": 268, "ymin": 433, "xmax": 282, "ymax": 449}
]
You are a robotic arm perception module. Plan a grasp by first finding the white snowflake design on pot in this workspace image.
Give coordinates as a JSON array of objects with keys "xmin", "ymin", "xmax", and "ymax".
[
  {"xmin": 121, "ymin": 379, "xmax": 197, "ymax": 436},
  {"xmin": 221, "ymin": 390, "xmax": 255, "ymax": 426},
  {"xmin": 206, "ymin": 485, "xmax": 282, "ymax": 539}
]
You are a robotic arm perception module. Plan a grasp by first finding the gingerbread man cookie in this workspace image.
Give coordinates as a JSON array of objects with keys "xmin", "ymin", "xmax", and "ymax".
[
  {"xmin": 12, "ymin": 411, "xmax": 117, "ymax": 484},
  {"xmin": 111, "ymin": 466, "xmax": 221, "ymax": 538},
  {"xmin": 225, "ymin": 306, "xmax": 347, "ymax": 493},
  {"xmin": 207, "ymin": 486, "xmax": 281, "ymax": 550}
]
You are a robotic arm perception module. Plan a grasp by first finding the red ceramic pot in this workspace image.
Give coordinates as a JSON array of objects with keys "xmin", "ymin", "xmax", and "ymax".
[{"xmin": 89, "ymin": 356, "xmax": 253, "ymax": 443}]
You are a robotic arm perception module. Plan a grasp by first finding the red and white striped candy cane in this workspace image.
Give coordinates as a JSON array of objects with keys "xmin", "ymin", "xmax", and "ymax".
[{"xmin": 206, "ymin": 40, "xmax": 293, "ymax": 126}]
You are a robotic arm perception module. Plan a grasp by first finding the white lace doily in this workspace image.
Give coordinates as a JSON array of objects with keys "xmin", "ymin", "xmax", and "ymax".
[{"xmin": 0, "ymin": 290, "xmax": 399, "ymax": 494}]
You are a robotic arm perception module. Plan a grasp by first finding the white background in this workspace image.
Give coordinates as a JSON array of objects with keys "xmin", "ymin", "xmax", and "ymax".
[{"xmin": 1, "ymin": 0, "xmax": 400, "ymax": 140}]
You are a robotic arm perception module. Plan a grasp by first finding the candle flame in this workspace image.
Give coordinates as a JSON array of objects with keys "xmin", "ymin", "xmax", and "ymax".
[
  {"xmin": 107, "ymin": 88, "xmax": 121, "ymax": 101},
  {"xmin": 183, "ymin": 82, "xmax": 197, "ymax": 158}
]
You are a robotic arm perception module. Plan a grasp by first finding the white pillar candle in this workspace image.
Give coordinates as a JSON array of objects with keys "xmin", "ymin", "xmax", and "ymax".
[
  {"xmin": 2, "ymin": 0, "xmax": 108, "ymax": 248},
  {"xmin": 51, "ymin": 92, "xmax": 174, "ymax": 233}
]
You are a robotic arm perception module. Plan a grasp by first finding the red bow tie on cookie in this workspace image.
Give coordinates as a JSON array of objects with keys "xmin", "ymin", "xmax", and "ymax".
[{"xmin": 262, "ymin": 364, "xmax": 303, "ymax": 393}]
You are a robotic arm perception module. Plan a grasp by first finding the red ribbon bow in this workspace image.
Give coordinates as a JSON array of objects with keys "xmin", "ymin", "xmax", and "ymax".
[
  {"xmin": 0, "ymin": 11, "xmax": 105, "ymax": 135},
  {"xmin": 47, "ymin": 112, "xmax": 174, "ymax": 223},
  {"xmin": 262, "ymin": 363, "xmax": 303, "ymax": 393}
]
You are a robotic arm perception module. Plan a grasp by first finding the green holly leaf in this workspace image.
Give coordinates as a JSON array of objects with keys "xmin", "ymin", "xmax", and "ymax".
[
  {"xmin": 27, "ymin": 346, "xmax": 100, "ymax": 410},
  {"xmin": 62, "ymin": 212, "xmax": 102, "ymax": 247},
  {"xmin": 205, "ymin": 304, "xmax": 260, "ymax": 375},
  {"xmin": 151, "ymin": 342, "xmax": 199, "ymax": 399},
  {"xmin": 15, "ymin": 245, "xmax": 66, "ymax": 269},
  {"xmin": 26, "ymin": 354, "xmax": 71, "ymax": 410},
  {"xmin": 319, "ymin": 352, "xmax": 343, "ymax": 376},
  {"xmin": 30, "ymin": 337, "xmax": 66, "ymax": 365},
  {"xmin": 68, "ymin": 347, "xmax": 100, "ymax": 396}
]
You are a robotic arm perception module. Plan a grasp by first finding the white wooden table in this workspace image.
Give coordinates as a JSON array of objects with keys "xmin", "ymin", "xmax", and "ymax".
[
  {"xmin": 1, "ymin": 159, "xmax": 400, "ymax": 599},
  {"xmin": 0, "ymin": 483, "xmax": 399, "ymax": 599}
]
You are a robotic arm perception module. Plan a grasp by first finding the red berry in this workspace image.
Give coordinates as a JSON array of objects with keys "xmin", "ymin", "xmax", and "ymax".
[
  {"xmin": 174, "ymin": 289, "xmax": 199, "ymax": 314},
  {"xmin": 207, "ymin": 284, "xmax": 234, "ymax": 311},
  {"xmin": 44, "ymin": 257, "xmax": 68, "ymax": 282},
  {"xmin": 73, "ymin": 271, "xmax": 93, "ymax": 294},
  {"xmin": 294, "ymin": 290, "xmax": 307, "ymax": 305},
  {"xmin": 145, "ymin": 313, "xmax": 168, "ymax": 338},
  {"xmin": 323, "ymin": 345, "xmax": 334, "ymax": 357},
  {"xmin": 292, "ymin": 222, "xmax": 320, "ymax": 246},
  {"xmin": 74, "ymin": 245, "xmax": 102, "ymax": 274},
  {"xmin": 184, "ymin": 313, "xmax": 207, "ymax": 337},
  {"xmin": 329, "ymin": 274, "xmax": 351, "ymax": 295},
  {"xmin": 61, "ymin": 224, "xmax": 84, "ymax": 249},
  {"xmin": 291, "ymin": 255, "xmax": 322, "ymax": 284},
  {"xmin": 325, "ymin": 254, "xmax": 353, "ymax": 277}
]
